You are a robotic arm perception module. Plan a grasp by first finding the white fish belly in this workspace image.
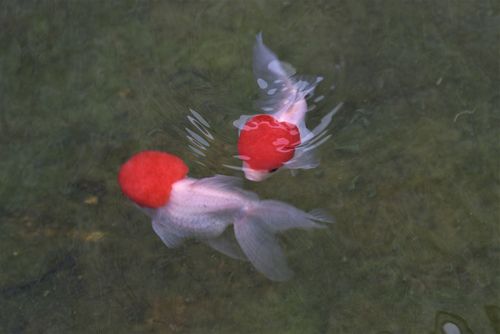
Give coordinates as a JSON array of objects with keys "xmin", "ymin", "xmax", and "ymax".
[{"xmin": 159, "ymin": 178, "xmax": 248, "ymax": 239}]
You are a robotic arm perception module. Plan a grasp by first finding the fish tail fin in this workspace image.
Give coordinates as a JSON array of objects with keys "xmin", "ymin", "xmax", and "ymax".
[
  {"xmin": 233, "ymin": 200, "xmax": 332, "ymax": 281},
  {"xmin": 253, "ymin": 34, "xmax": 322, "ymax": 115}
]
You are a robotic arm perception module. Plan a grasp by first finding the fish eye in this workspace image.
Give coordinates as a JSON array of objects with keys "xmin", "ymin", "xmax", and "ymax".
[{"xmin": 269, "ymin": 168, "xmax": 278, "ymax": 173}]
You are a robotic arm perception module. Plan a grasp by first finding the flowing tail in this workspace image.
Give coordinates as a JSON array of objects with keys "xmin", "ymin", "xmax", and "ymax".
[
  {"xmin": 252, "ymin": 33, "xmax": 322, "ymax": 116},
  {"xmin": 233, "ymin": 200, "xmax": 332, "ymax": 281}
]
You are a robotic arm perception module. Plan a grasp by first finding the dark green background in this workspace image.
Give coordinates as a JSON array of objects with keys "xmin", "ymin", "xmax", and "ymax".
[{"xmin": 1, "ymin": 1, "xmax": 499, "ymax": 333}]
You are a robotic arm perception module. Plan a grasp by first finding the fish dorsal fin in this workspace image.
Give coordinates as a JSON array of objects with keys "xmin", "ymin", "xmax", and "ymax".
[
  {"xmin": 193, "ymin": 175, "xmax": 259, "ymax": 200},
  {"xmin": 193, "ymin": 175, "xmax": 243, "ymax": 190}
]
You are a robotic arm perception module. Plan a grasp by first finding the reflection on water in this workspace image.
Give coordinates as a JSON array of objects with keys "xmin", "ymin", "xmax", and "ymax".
[
  {"xmin": 185, "ymin": 108, "xmax": 214, "ymax": 164},
  {"xmin": 1, "ymin": 0, "xmax": 499, "ymax": 333}
]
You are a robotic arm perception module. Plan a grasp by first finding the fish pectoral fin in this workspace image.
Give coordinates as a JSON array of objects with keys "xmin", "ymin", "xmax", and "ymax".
[
  {"xmin": 152, "ymin": 220, "xmax": 185, "ymax": 248},
  {"xmin": 203, "ymin": 232, "xmax": 247, "ymax": 261},
  {"xmin": 193, "ymin": 175, "xmax": 259, "ymax": 200},
  {"xmin": 283, "ymin": 148, "xmax": 320, "ymax": 170}
]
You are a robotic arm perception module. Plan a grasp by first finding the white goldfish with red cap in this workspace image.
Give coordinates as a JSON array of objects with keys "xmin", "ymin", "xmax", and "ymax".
[
  {"xmin": 118, "ymin": 150, "xmax": 332, "ymax": 281},
  {"xmin": 234, "ymin": 34, "xmax": 342, "ymax": 181}
]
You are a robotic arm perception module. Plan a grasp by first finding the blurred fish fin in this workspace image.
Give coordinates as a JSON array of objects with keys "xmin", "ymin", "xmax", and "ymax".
[
  {"xmin": 204, "ymin": 233, "xmax": 247, "ymax": 260},
  {"xmin": 253, "ymin": 32, "xmax": 294, "ymax": 81},
  {"xmin": 194, "ymin": 175, "xmax": 259, "ymax": 200},
  {"xmin": 253, "ymin": 33, "xmax": 298, "ymax": 115},
  {"xmin": 233, "ymin": 200, "xmax": 330, "ymax": 281},
  {"xmin": 284, "ymin": 148, "xmax": 320, "ymax": 170},
  {"xmin": 292, "ymin": 75, "xmax": 323, "ymax": 100},
  {"xmin": 255, "ymin": 200, "xmax": 329, "ymax": 231},
  {"xmin": 297, "ymin": 123, "xmax": 314, "ymax": 142},
  {"xmin": 193, "ymin": 175, "xmax": 243, "ymax": 190},
  {"xmin": 285, "ymin": 102, "xmax": 342, "ymax": 170},
  {"xmin": 253, "ymin": 34, "xmax": 322, "ymax": 116},
  {"xmin": 233, "ymin": 213, "xmax": 293, "ymax": 281},
  {"xmin": 152, "ymin": 220, "xmax": 185, "ymax": 248},
  {"xmin": 140, "ymin": 207, "xmax": 156, "ymax": 218},
  {"xmin": 309, "ymin": 208, "xmax": 335, "ymax": 224},
  {"xmin": 307, "ymin": 102, "xmax": 343, "ymax": 139}
]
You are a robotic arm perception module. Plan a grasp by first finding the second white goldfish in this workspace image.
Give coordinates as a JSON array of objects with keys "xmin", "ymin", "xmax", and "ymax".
[{"xmin": 234, "ymin": 33, "xmax": 342, "ymax": 181}]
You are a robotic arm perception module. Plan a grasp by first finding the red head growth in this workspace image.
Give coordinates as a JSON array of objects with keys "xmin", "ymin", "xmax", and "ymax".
[
  {"xmin": 118, "ymin": 150, "xmax": 189, "ymax": 208},
  {"xmin": 237, "ymin": 115, "xmax": 301, "ymax": 171}
]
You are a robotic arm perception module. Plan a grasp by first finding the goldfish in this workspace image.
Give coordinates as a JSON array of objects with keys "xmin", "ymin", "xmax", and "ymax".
[
  {"xmin": 118, "ymin": 150, "xmax": 332, "ymax": 281},
  {"xmin": 234, "ymin": 33, "xmax": 342, "ymax": 181}
]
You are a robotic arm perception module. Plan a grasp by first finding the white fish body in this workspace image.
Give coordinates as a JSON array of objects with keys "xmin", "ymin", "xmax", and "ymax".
[{"xmin": 147, "ymin": 175, "xmax": 331, "ymax": 281}]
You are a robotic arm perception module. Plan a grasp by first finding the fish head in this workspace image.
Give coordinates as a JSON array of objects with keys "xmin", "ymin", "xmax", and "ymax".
[
  {"xmin": 237, "ymin": 114, "xmax": 301, "ymax": 181},
  {"xmin": 118, "ymin": 150, "xmax": 189, "ymax": 208}
]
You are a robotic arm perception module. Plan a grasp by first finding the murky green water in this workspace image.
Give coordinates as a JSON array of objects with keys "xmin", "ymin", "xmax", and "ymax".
[{"xmin": 1, "ymin": 1, "xmax": 499, "ymax": 333}]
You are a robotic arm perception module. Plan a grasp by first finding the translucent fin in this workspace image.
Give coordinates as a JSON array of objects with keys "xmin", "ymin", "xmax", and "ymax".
[
  {"xmin": 192, "ymin": 175, "xmax": 259, "ymax": 200},
  {"xmin": 300, "ymin": 103, "xmax": 339, "ymax": 143},
  {"xmin": 253, "ymin": 33, "xmax": 320, "ymax": 115},
  {"xmin": 283, "ymin": 102, "xmax": 343, "ymax": 170},
  {"xmin": 255, "ymin": 200, "xmax": 329, "ymax": 232},
  {"xmin": 297, "ymin": 123, "xmax": 314, "ymax": 142},
  {"xmin": 305, "ymin": 102, "xmax": 343, "ymax": 142},
  {"xmin": 253, "ymin": 32, "xmax": 294, "ymax": 81},
  {"xmin": 232, "ymin": 199, "xmax": 332, "ymax": 281},
  {"xmin": 152, "ymin": 220, "xmax": 185, "ymax": 248},
  {"xmin": 203, "ymin": 233, "xmax": 247, "ymax": 261},
  {"xmin": 283, "ymin": 147, "xmax": 320, "ymax": 170},
  {"xmin": 192, "ymin": 175, "xmax": 243, "ymax": 190},
  {"xmin": 234, "ymin": 214, "xmax": 293, "ymax": 281},
  {"xmin": 140, "ymin": 207, "xmax": 156, "ymax": 218},
  {"xmin": 253, "ymin": 35, "xmax": 296, "ymax": 115},
  {"xmin": 300, "ymin": 102, "xmax": 342, "ymax": 145},
  {"xmin": 292, "ymin": 75, "xmax": 323, "ymax": 99},
  {"xmin": 309, "ymin": 208, "xmax": 335, "ymax": 224}
]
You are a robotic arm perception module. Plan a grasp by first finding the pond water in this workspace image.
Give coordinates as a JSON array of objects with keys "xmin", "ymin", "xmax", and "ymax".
[{"xmin": 1, "ymin": 1, "xmax": 499, "ymax": 333}]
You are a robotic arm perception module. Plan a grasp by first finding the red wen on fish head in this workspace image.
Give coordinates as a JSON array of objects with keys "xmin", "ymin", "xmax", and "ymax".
[
  {"xmin": 118, "ymin": 151, "xmax": 189, "ymax": 208},
  {"xmin": 237, "ymin": 115, "xmax": 301, "ymax": 171}
]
